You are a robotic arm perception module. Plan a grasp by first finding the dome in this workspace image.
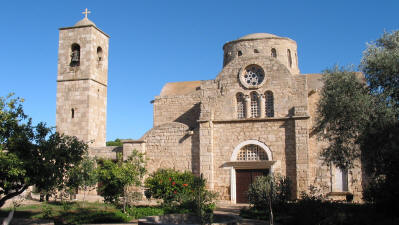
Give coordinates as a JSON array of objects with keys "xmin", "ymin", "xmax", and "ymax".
[
  {"xmin": 74, "ymin": 17, "xmax": 96, "ymax": 27},
  {"xmin": 238, "ymin": 33, "xmax": 279, "ymax": 40}
]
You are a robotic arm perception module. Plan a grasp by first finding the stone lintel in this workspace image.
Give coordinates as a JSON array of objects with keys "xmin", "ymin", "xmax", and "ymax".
[{"xmin": 222, "ymin": 160, "xmax": 276, "ymax": 169}]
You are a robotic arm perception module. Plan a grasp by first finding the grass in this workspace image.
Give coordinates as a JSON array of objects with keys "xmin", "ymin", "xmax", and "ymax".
[{"xmin": 0, "ymin": 201, "xmax": 168, "ymax": 225}]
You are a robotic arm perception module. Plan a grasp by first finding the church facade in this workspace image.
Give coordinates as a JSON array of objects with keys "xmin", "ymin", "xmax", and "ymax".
[{"xmin": 56, "ymin": 16, "xmax": 364, "ymax": 203}]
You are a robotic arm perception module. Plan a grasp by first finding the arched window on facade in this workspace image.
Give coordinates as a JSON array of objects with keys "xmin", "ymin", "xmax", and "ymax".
[
  {"xmin": 238, "ymin": 50, "xmax": 242, "ymax": 56},
  {"xmin": 271, "ymin": 48, "xmax": 277, "ymax": 58},
  {"xmin": 287, "ymin": 49, "xmax": 292, "ymax": 68},
  {"xmin": 254, "ymin": 49, "xmax": 259, "ymax": 53},
  {"xmin": 265, "ymin": 91, "xmax": 274, "ymax": 117},
  {"xmin": 250, "ymin": 92, "xmax": 260, "ymax": 118},
  {"xmin": 71, "ymin": 108, "xmax": 75, "ymax": 119},
  {"xmin": 97, "ymin": 46, "xmax": 103, "ymax": 62},
  {"xmin": 236, "ymin": 93, "xmax": 245, "ymax": 119},
  {"xmin": 70, "ymin": 43, "xmax": 80, "ymax": 67},
  {"xmin": 237, "ymin": 144, "xmax": 268, "ymax": 161}
]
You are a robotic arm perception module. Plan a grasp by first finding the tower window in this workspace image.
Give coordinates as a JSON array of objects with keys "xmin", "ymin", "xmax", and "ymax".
[
  {"xmin": 236, "ymin": 93, "xmax": 245, "ymax": 119},
  {"xmin": 70, "ymin": 43, "xmax": 80, "ymax": 67},
  {"xmin": 238, "ymin": 50, "xmax": 242, "ymax": 56},
  {"xmin": 97, "ymin": 46, "xmax": 103, "ymax": 62},
  {"xmin": 71, "ymin": 108, "xmax": 75, "ymax": 119},
  {"xmin": 271, "ymin": 48, "xmax": 277, "ymax": 58},
  {"xmin": 254, "ymin": 49, "xmax": 259, "ymax": 53},
  {"xmin": 265, "ymin": 91, "xmax": 274, "ymax": 117},
  {"xmin": 250, "ymin": 92, "xmax": 260, "ymax": 118},
  {"xmin": 287, "ymin": 49, "xmax": 292, "ymax": 68}
]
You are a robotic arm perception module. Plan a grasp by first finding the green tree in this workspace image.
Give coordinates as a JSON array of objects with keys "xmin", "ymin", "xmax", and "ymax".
[
  {"xmin": 97, "ymin": 150, "xmax": 146, "ymax": 212},
  {"xmin": 66, "ymin": 154, "xmax": 97, "ymax": 205},
  {"xmin": 106, "ymin": 138, "xmax": 123, "ymax": 147},
  {"xmin": 315, "ymin": 30, "xmax": 399, "ymax": 210},
  {"xmin": 0, "ymin": 94, "xmax": 87, "ymax": 208}
]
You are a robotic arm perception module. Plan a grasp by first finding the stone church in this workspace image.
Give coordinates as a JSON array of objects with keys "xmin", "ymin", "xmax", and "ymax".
[{"xmin": 56, "ymin": 14, "xmax": 363, "ymax": 203}]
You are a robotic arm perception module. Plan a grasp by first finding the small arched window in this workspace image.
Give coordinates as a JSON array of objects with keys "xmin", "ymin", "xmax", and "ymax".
[
  {"xmin": 254, "ymin": 49, "xmax": 259, "ymax": 53},
  {"xmin": 265, "ymin": 91, "xmax": 274, "ymax": 117},
  {"xmin": 70, "ymin": 43, "xmax": 80, "ymax": 67},
  {"xmin": 71, "ymin": 108, "xmax": 75, "ymax": 119},
  {"xmin": 271, "ymin": 48, "xmax": 277, "ymax": 58},
  {"xmin": 97, "ymin": 47, "xmax": 103, "ymax": 62},
  {"xmin": 238, "ymin": 50, "xmax": 242, "ymax": 56},
  {"xmin": 237, "ymin": 144, "xmax": 268, "ymax": 161},
  {"xmin": 250, "ymin": 92, "xmax": 260, "ymax": 118},
  {"xmin": 236, "ymin": 93, "xmax": 245, "ymax": 119},
  {"xmin": 287, "ymin": 49, "xmax": 292, "ymax": 68}
]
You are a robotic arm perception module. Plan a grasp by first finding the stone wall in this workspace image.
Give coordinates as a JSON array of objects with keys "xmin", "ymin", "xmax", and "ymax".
[
  {"xmin": 140, "ymin": 122, "xmax": 199, "ymax": 175},
  {"xmin": 153, "ymin": 93, "xmax": 201, "ymax": 129}
]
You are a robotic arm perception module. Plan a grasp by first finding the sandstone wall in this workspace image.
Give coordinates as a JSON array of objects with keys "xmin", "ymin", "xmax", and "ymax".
[{"xmin": 153, "ymin": 93, "xmax": 201, "ymax": 129}]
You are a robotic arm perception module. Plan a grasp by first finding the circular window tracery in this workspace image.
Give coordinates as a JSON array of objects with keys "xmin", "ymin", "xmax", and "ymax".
[
  {"xmin": 237, "ymin": 144, "xmax": 268, "ymax": 161},
  {"xmin": 239, "ymin": 64, "xmax": 265, "ymax": 88}
]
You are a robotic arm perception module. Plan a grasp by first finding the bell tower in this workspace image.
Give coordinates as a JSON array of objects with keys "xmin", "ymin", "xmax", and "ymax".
[{"xmin": 56, "ymin": 9, "xmax": 109, "ymax": 147}]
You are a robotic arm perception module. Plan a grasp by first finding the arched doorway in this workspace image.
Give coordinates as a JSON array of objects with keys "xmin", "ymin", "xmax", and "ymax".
[{"xmin": 228, "ymin": 140, "xmax": 275, "ymax": 203}]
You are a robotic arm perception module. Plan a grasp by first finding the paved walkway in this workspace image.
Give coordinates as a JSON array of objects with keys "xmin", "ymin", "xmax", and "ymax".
[{"xmin": 215, "ymin": 201, "xmax": 268, "ymax": 225}]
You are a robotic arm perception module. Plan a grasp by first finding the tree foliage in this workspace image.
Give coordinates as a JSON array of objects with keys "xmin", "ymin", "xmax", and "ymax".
[
  {"xmin": 66, "ymin": 154, "xmax": 97, "ymax": 203},
  {"xmin": 314, "ymin": 67, "xmax": 376, "ymax": 169},
  {"xmin": 315, "ymin": 30, "xmax": 399, "ymax": 209},
  {"xmin": 0, "ymin": 94, "xmax": 87, "ymax": 208},
  {"xmin": 97, "ymin": 150, "xmax": 146, "ymax": 210}
]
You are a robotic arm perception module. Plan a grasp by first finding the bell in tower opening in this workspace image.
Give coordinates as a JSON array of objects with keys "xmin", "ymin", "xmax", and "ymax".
[{"xmin": 70, "ymin": 43, "xmax": 80, "ymax": 67}]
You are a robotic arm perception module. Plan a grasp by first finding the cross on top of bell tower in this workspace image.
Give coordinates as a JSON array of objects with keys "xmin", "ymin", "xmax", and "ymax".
[{"xmin": 82, "ymin": 8, "xmax": 91, "ymax": 18}]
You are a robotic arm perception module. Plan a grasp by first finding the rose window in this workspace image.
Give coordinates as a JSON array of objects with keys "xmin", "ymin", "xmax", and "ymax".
[{"xmin": 240, "ymin": 65, "xmax": 265, "ymax": 88}]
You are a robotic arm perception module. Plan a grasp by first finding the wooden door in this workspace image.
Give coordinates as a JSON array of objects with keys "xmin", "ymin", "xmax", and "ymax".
[{"xmin": 236, "ymin": 169, "xmax": 269, "ymax": 203}]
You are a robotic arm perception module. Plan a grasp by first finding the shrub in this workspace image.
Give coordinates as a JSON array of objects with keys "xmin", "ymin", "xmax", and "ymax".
[
  {"xmin": 247, "ymin": 174, "xmax": 291, "ymax": 209},
  {"xmin": 145, "ymin": 170, "xmax": 217, "ymax": 224},
  {"xmin": 144, "ymin": 169, "xmax": 196, "ymax": 205}
]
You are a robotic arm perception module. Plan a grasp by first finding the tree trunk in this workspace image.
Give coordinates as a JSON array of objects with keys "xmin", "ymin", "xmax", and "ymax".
[{"xmin": 0, "ymin": 186, "xmax": 28, "ymax": 208}]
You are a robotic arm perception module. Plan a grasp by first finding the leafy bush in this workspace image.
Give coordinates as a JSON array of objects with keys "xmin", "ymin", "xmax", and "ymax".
[
  {"xmin": 145, "ymin": 170, "xmax": 217, "ymax": 224},
  {"xmin": 144, "ymin": 169, "xmax": 196, "ymax": 204},
  {"xmin": 247, "ymin": 174, "xmax": 291, "ymax": 209}
]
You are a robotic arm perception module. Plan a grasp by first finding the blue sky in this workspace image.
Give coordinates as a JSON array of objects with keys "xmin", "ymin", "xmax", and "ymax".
[{"xmin": 0, "ymin": 0, "xmax": 398, "ymax": 141}]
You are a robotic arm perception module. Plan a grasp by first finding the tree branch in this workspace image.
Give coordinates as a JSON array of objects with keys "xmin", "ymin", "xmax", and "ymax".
[{"xmin": 0, "ymin": 185, "xmax": 28, "ymax": 208}]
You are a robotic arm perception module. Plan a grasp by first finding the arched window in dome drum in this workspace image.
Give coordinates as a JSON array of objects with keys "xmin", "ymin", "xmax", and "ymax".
[
  {"xmin": 271, "ymin": 48, "xmax": 277, "ymax": 58},
  {"xmin": 250, "ymin": 92, "xmax": 260, "ymax": 118},
  {"xmin": 287, "ymin": 49, "xmax": 292, "ymax": 68},
  {"xmin": 265, "ymin": 91, "xmax": 274, "ymax": 117},
  {"xmin": 238, "ymin": 50, "xmax": 242, "ymax": 56},
  {"xmin": 70, "ymin": 43, "xmax": 80, "ymax": 67},
  {"xmin": 236, "ymin": 93, "xmax": 245, "ymax": 119}
]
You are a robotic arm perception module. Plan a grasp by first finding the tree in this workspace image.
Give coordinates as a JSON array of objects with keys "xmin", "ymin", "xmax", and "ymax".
[
  {"xmin": 66, "ymin": 154, "xmax": 97, "ymax": 205},
  {"xmin": 106, "ymin": 138, "xmax": 123, "ymax": 147},
  {"xmin": 315, "ymin": 30, "xmax": 399, "ymax": 210},
  {"xmin": 314, "ymin": 67, "xmax": 376, "ymax": 169},
  {"xmin": 97, "ymin": 150, "xmax": 146, "ymax": 212},
  {"xmin": 0, "ymin": 93, "xmax": 88, "ymax": 208}
]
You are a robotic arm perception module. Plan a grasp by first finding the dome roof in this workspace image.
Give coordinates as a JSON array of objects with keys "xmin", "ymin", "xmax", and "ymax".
[
  {"xmin": 238, "ymin": 33, "xmax": 279, "ymax": 40},
  {"xmin": 74, "ymin": 17, "xmax": 96, "ymax": 27}
]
